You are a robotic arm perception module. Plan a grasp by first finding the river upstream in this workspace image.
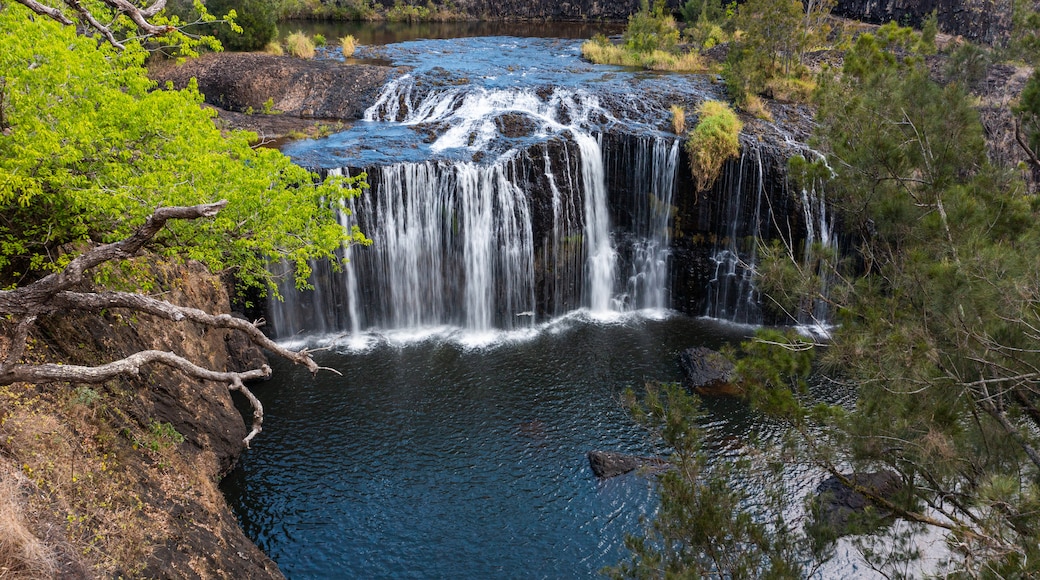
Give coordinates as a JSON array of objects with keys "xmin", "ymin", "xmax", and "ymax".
[{"xmin": 221, "ymin": 22, "xmax": 856, "ymax": 579}]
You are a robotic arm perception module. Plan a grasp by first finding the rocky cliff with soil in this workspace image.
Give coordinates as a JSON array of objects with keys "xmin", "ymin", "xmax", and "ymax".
[{"xmin": 0, "ymin": 259, "xmax": 281, "ymax": 579}]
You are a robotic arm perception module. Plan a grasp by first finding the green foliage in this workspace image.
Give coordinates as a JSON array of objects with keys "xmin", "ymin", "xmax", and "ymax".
[
  {"xmin": 143, "ymin": 420, "xmax": 184, "ymax": 453},
  {"xmin": 731, "ymin": 329, "xmax": 814, "ymax": 423},
  {"xmin": 0, "ymin": 3, "xmax": 368, "ymax": 293},
  {"xmin": 722, "ymin": 0, "xmax": 832, "ymax": 106},
  {"xmin": 607, "ymin": 383, "xmax": 810, "ymax": 579},
  {"xmin": 944, "ymin": 41, "xmax": 992, "ymax": 91},
  {"xmin": 751, "ymin": 19, "xmax": 1040, "ymax": 574},
  {"xmin": 685, "ymin": 100, "xmax": 743, "ymax": 191},
  {"xmin": 386, "ymin": 0, "xmax": 432, "ymax": 23},
  {"xmin": 167, "ymin": 0, "xmax": 276, "ymax": 52},
  {"xmin": 1005, "ymin": 4, "xmax": 1040, "ymax": 65},
  {"xmin": 623, "ymin": 0, "xmax": 679, "ymax": 54},
  {"xmin": 678, "ymin": 0, "xmax": 732, "ymax": 25},
  {"xmin": 917, "ymin": 10, "xmax": 938, "ymax": 54},
  {"xmin": 312, "ymin": 33, "xmax": 327, "ymax": 47},
  {"xmin": 1015, "ymin": 70, "xmax": 1040, "ymax": 155}
]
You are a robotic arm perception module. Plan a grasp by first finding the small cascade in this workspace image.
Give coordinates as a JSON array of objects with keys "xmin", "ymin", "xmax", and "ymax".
[
  {"xmin": 703, "ymin": 148, "xmax": 766, "ymax": 324},
  {"xmin": 797, "ymin": 174, "xmax": 836, "ymax": 332}
]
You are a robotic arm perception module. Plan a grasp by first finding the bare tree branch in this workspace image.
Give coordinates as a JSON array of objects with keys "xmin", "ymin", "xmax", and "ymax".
[
  {"xmin": 0, "ymin": 350, "xmax": 271, "ymax": 446},
  {"xmin": 0, "ymin": 201, "xmax": 325, "ymax": 446},
  {"xmin": 13, "ymin": 0, "xmax": 176, "ymax": 50}
]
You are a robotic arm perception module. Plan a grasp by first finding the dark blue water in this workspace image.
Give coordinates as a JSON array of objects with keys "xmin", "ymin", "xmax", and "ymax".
[{"xmin": 221, "ymin": 315, "xmax": 761, "ymax": 578}]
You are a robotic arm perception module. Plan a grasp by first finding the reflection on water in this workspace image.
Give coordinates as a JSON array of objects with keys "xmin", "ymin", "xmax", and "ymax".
[
  {"xmin": 278, "ymin": 19, "xmax": 625, "ymax": 46},
  {"xmin": 222, "ymin": 315, "xmax": 769, "ymax": 578}
]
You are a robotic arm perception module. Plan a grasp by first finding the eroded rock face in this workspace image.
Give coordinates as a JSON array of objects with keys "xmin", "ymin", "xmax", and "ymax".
[
  {"xmin": 832, "ymin": 0, "xmax": 1014, "ymax": 45},
  {"xmin": 29, "ymin": 259, "xmax": 282, "ymax": 579},
  {"xmin": 150, "ymin": 53, "xmax": 394, "ymax": 120}
]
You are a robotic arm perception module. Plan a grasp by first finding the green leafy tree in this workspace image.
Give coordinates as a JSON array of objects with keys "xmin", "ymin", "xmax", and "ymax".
[
  {"xmin": 624, "ymin": 0, "xmax": 680, "ymax": 54},
  {"xmin": 166, "ymin": 0, "xmax": 278, "ymax": 52},
  {"xmin": 0, "ymin": 2, "xmax": 367, "ymax": 444}
]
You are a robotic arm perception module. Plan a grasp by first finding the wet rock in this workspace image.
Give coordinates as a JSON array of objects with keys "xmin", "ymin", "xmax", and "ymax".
[
  {"xmin": 679, "ymin": 346, "xmax": 738, "ymax": 396},
  {"xmin": 587, "ymin": 450, "xmax": 668, "ymax": 478},
  {"xmin": 813, "ymin": 471, "xmax": 903, "ymax": 533},
  {"xmin": 496, "ymin": 112, "xmax": 537, "ymax": 138}
]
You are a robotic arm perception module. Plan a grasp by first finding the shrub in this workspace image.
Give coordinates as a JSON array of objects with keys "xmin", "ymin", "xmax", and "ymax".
[
  {"xmin": 313, "ymin": 33, "xmax": 327, "ymax": 47},
  {"xmin": 624, "ymin": 0, "xmax": 680, "ymax": 54},
  {"xmin": 341, "ymin": 34, "xmax": 358, "ymax": 58},
  {"xmin": 670, "ymin": 105, "xmax": 686, "ymax": 134},
  {"xmin": 285, "ymin": 31, "xmax": 316, "ymax": 59},
  {"xmin": 685, "ymin": 100, "xmax": 743, "ymax": 190},
  {"xmin": 264, "ymin": 40, "xmax": 284, "ymax": 55}
]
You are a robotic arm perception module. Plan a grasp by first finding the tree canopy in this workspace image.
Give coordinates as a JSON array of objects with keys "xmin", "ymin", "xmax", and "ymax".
[
  {"xmin": 0, "ymin": 2, "xmax": 366, "ymax": 292},
  {"xmin": 0, "ymin": 1, "xmax": 367, "ymax": 444}
]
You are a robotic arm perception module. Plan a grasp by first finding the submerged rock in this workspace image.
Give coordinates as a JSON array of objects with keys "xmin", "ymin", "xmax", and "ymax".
[
  {"xmin": 587, "ymin": 450, "xmax": 668, "ymax": 478},
  {"xmin": 813, "ymin": 470, "xmax": 903, "ymax": 533},
  {"xmin": 678, "ymin": 346, "xmax": 739, "ymax": 396}
]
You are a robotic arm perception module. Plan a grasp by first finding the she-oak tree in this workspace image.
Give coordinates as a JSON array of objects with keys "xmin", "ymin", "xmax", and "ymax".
[{"xmin": 0, "ymin": 0, "xmax": 368, "ymax": 445}]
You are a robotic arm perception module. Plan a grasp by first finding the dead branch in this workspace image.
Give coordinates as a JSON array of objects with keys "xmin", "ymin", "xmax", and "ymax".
[
  {"xmin": 13, "ymin": 0, "xmax": 174, "ymax": 50},
  {"xmin": 0, "ymin": 201, "xmax": 325, "ymax": 447}
]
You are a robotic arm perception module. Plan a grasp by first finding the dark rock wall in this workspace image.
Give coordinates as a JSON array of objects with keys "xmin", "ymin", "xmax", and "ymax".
[{"xmin": 832, "ymin": 0, "xmax": 1014, "ymax": 44}]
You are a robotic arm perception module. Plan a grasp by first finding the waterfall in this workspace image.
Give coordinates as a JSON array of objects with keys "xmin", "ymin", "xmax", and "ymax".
[
  {"xmin": 798, "ymin": 175, "xmax": 836, "ymax": 334},
  {"xmin": 703, "ymin": 148, "xmax": 765, "ymax": 324},
  {"xmin": 573, "ymin": 132, "xmax": 616, "ymax": 314},
  {"xmin": 269, "ymin": 76, "xmax": 686, "ymax": 338}
]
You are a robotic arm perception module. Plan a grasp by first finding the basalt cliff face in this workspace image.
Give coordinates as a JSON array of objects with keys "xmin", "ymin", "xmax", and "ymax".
[
  {"xmin": 832, "ymin": 0, "xmax": 1016, "ymax": 44},
  {"xmin": 0, "ymin": 260, "xmax": 281, "ymax": 579}
]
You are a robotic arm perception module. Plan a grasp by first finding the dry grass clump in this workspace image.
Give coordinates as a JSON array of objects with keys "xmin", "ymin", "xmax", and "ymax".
[
  {"xmin": 670, "ymin": 104, "xmax": 686, "ymax": 134},
  {"xmin": 264, "ymin": 40, "xmax": 284, "ymax": 56},
  {"xmin": 285, "ymin": 31, "xmax": 316, "ymax": 59},
  {"xmin": 0, "ymin": 468, "xmax": 57, "ymax": 579},
  {"xmin": 742, "ymin": 95, "xmax": 773, "ymax": 121},
  {"xmin": 340, "ymin": 34, "xmax": 358, "ymax": 58},
  {"xmin": 581, "ymin": 37, "xmax": 707, "ymax": 73}
]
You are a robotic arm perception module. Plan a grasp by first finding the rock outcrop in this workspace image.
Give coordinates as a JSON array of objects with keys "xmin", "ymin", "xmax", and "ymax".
[
  {"xmin": 813, "ymin": 471, "xmax": 904, "ymax": 533},
  {"xmin": 832, "ymin": 0, "xmax": 1015, "ymax": 45},
  {"xmin": 0, "ymin": 259, "xmax": 283, "ymax": 578},
  {"xmin": 679, "ymin": 346, "xmax": 739, "ymax": 396},
  {"xmin": 587, "ymin": 450, "xmax": 669, "ymax": 478},
  {"xmin": 151, "ymin": 52, "xmax": 394, "ymax": 120}
]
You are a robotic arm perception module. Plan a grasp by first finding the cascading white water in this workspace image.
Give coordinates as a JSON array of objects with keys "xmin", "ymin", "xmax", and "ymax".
[
  {"xmin": 704, "ymin": 147, "xmax": 765, "ymax": 324},
  {"xmin": 573, "ymin": 132, "xmax": 616, "ymax": 314},
  {"xmin": 623, "ymin": 138, "xmax": 679, "ymax": 311},
  {"xmin": 798, "ymin": 175, "xmax": 836, "ymax": 333}
]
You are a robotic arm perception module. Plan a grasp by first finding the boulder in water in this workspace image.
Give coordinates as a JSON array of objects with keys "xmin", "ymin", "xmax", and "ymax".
[
  {"xmin": 813, "ymin": 471, "xmax": 903, "ymax": 534},
  {"xmin": 587, "ymin": 450, "xmax": 668, "ymax": 479},
  {"xmin": 679, "ymin": 346, "xmax": 739, "ymax": 396}
]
